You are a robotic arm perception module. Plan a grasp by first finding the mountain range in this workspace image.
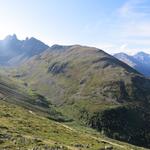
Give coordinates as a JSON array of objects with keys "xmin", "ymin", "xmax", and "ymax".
[
  {"xmin": 0, "ymin": 34, "xmax": 49, "ymax": 65},
  {"xmin": 9, "ymin": 43, "xmax": 150, "ymax": 148},
  {"xmin": 0, "ymin": 35, "xmax": 150, "ymax": 149},
  {"xmin": 114, "ymin": 52, "xmax": 150, "ymax": 77}
]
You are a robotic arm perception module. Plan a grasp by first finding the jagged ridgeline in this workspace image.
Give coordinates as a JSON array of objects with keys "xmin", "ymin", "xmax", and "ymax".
[
  {"xmin": 0, "ymin": 34, "xmax": 49, "ymax": 66},
  {"xmin": 10, "ymin": 44, "xmax": 150, "ymax": 148}
]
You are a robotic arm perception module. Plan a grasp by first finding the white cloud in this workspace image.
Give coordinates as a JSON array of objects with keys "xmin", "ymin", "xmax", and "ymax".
[
  {"xmin": 118, "ymin": 0, "xmax": 149, "ymax": 18},
  {"xmin": 92, "ymin": 43, "xmax": 131, "ymax": 55},
  {"xmin": 92, "ymin": 41, "xmax": 150, "ymax": 55},
  {"xmin": 118, "ymin": 0, "xmax": 150, "ymax": 38},
  {"xmin": 112, "ymin": 0, "xmax": 150, "ymax": 54},
  {"xmin": 120, "ymin": 44, "xmax": 128, "ymax": 50}
]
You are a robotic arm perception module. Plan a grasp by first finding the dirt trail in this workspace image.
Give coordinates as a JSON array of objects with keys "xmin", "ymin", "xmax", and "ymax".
[{"xmin": 60, "ymin": 124, "xmax": 127, "ymax": 149}]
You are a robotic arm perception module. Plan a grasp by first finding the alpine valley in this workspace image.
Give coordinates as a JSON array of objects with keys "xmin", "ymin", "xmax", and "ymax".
[{"xmin": 0, "ymin": 35, "xmax": 150, "ymax": 150}]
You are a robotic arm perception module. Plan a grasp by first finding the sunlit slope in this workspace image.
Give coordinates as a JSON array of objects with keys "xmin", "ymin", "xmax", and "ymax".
[
  {"xmin": 10, "ymin": 45, "xmax": 150, "ymax": 148},
  {"xmin": 17, "ymin": 45, "xmax": 148, "ymax": 104},
  {"xmin": 0, "ymin": 100, "xmax": 147, "ymax": 150}
]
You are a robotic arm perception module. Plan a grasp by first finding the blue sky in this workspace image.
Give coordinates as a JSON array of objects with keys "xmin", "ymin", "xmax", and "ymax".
[{"xmin": 0, "ymin": 0, "xmax": 150, "ymax": 54}]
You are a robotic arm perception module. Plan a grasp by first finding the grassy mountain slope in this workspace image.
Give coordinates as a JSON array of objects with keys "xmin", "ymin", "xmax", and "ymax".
[
  {"xmin": 15, "ymin": 45, "xmax": 146, "ymax": 104},
  {"xmin": 0, "ymin": 69, "xmax": 146, "ymax": 150},
  {"xmin": 0, "ymin": 73, "xmax": 67, "ymax": 121},
  {"xmin": 9, "ymin": 45, "xmax": 150, "ymax": 148},
  {"xmin": 0, "ymin": 100, "xmax": 147, "ymax": 150}
]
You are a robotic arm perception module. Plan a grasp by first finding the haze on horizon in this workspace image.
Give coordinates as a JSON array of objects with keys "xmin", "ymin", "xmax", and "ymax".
[{"xmin": 0, "ymin": 0, "xmax": 150, "ymax": 55}]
